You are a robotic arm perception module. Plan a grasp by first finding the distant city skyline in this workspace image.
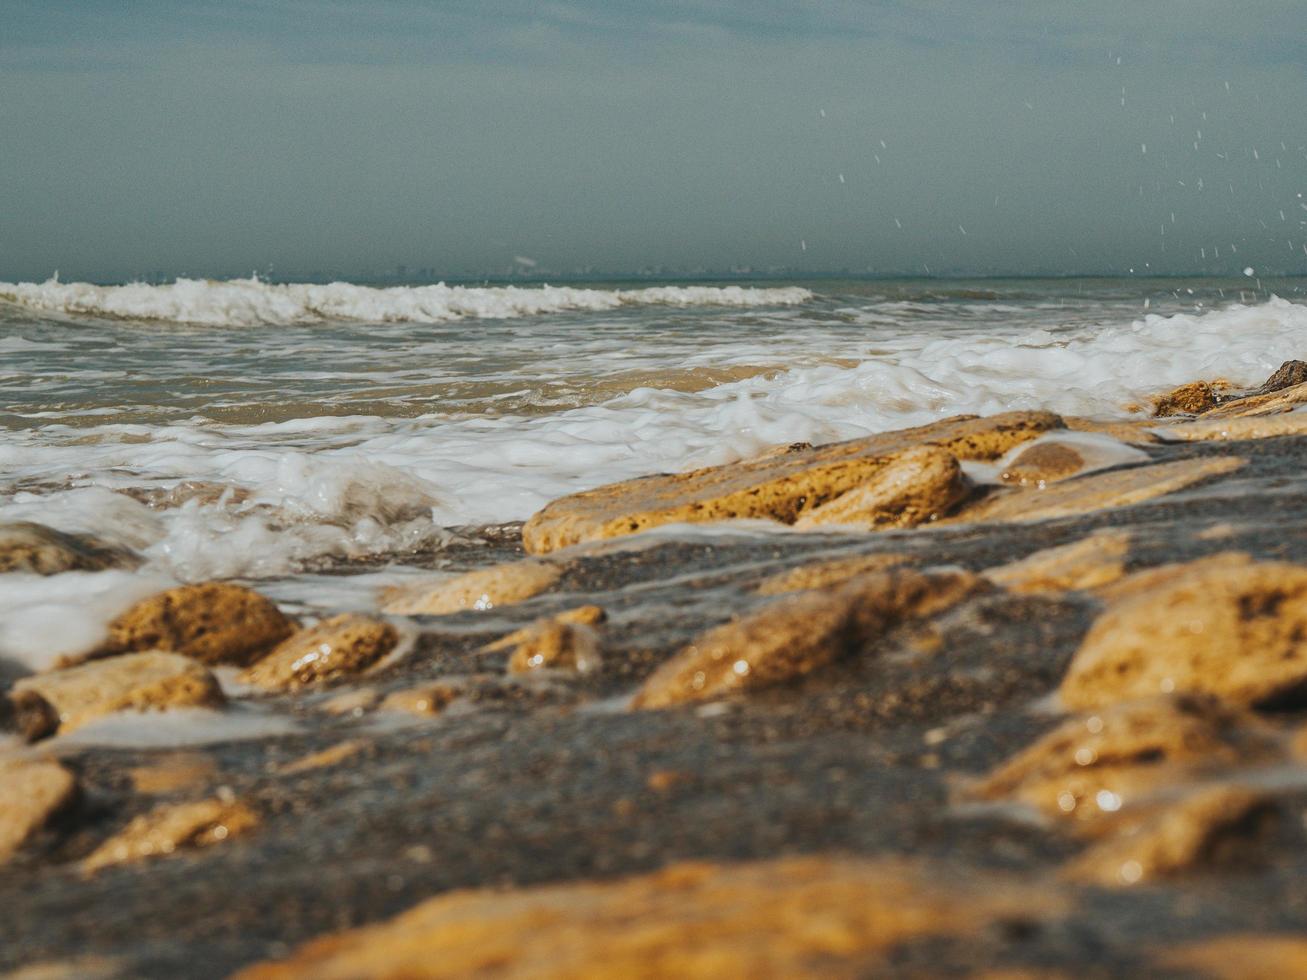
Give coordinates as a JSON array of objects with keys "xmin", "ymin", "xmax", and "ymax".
[{"xmin": 5, "ymin": 1, "xmax": 1307, "ymax": 282}]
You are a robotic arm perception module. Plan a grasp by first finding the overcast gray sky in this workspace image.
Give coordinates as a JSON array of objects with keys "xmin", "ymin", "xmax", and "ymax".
[{"xmin": 4, "ymin": 1, "xmax": 1307, "ymax": 281}]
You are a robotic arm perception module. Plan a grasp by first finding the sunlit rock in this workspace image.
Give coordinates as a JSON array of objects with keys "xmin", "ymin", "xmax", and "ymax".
[
  {"xmin": 240, "ymin": 614, "xmax": 398, "ymax": 690},
  {"xmin": 982, "ymin": 530, "xmax": 1132, "ymax": 594},
  {"xmin": 793, "ymin": 446, "xmax": 971, "ymax": 530},
  {"xmin": 381, "ymin": 560, "xmax": 562, "ymax": 615},
  {"xmin": 1157, "ymin": 933, "xmax": 1307, "ymax": 979},
  {"xmin": 1151, "ymin": 380, "xmax": 1220, "ymax": 417},
  {"xmin": 755, "ymin": 552, "xmax": 913, "ymax": 595},
  {"xmin": 0, "ymin": 522, "xmax": 140, "ymax": 575},
  {"xmin": 0, "ymin": 756, "xmax": 78, "ymax": 863},
  {"xmin": 82, "ymin": 797, "xmax": 258, "ymax": 873},
  {"xmin": 488, "ymin": 605, "xmax": 607, "ymax": 674}
]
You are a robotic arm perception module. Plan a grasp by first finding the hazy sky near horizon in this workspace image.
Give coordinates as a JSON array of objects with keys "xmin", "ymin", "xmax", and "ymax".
[{"xmin": 4, "ymin": 1, "xmax": 1307, "ymax": 281}]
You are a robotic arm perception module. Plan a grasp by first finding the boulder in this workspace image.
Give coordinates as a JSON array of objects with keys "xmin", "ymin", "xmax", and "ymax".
[
  {"xmin": 522, "ymin": 411, "xmax": 1064, "ymax": 554},
  {"xmin": 381, "ymin": 560, "xmax": 562, "ymax": 615},
  {"xmin": 240, "ymin": 615, "xmax": 399, "ymax": 690},
  {"xmin": 1151, "ymin": 381, "xmax": 1219, "ymax": 417},
  {"xmin": 0, "ymin": 522, "xmax": 139, "ymax": 575},
  {"xmin": 792, "ymin": 446, "xmax": 971, "ymax": 530},
  {"xmin": 0, "ymin": 756, "xmax": 79, "ymax": 863}
]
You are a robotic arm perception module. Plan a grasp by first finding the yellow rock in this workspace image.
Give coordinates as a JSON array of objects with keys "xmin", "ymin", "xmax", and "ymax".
[
  {"xmin": 1155, "ymin": 412, "xmax": 1307, "ymax": 443},
  {"xmin": 232, "ymin": 855, "xmax": 1062, "ymax": 980},
  {"xmin": 240, "ymin": 614, "xmax": 399, "ymax": 690},
  {"xmin": 1151, "ymin": 380, "xmax": 1219, "ymax": 417},
  {"xmin": 792, "ymin": 446, "xmax": 971, "ymax": 530},
  {"xmin": 982, "ymin": 531, "xmax": 1132, "ymax": 594},
  {"xmin": 381, "ymin": 560, "xmax": 562, "ymax": 615},
  {"xmin": 1061, "ymin": 416, "xmax": 1161, "ymax": 445},
  {"xmin": 1061, "ymin": 554, "xmax": 1307, "ymax": 709},
  {"xmin": 102, "ymin": 582, "xmax": 294, "ymax": 667},
  {"xmin": 0, "ymin": 756, "xmax": 78, "ymax": 863},
  {"xmin": 1199, "ymin": 379, "xmax": 1307, "ymax": 418},
  {"xmin": 0, "ymin": 521, "xmax": 139, "ymax": 575},
  {"xmin": 379, "ymin": 682, "xmax": 463, "ymax": 716},
  {"xmin": 279, "ymin": 740, "xmax": 366, "ymax": 775},
  {"xmin": 633, "ymin": 568, "xmax": 989, "ymax": 708},
  {"xmin": 482, "ymin": 605, "xmax": 607, "ymax": 674},
  {"xmin": 998, "ymin": 442, "xmax": 1089, "ymax": 486},
  {"xmin": 755, "ymin": 552, "xmax": 913, "ymax": 596},
  {"xmin": 951, "ymin": 456, "xmax": 1244, "ymax": 526},
  {"xmin": 14, "ymin": 652, "xmax": 225, "ymax": 734},
  {"xmin": 522, "ymin": 411, "xmax": 1063, "ymax": 554},
  {"xmin": 1156, "ymin": 933, "xmax": 1307, "ymax": 980},
  {"xmin": 129, "ymin": 753, "xmax": 217, "ymax": 795},
  {"xmin": 82, "ymin": 798, "xmax": 258, "ymax": 873},
  {"xmin": 1062, "ymin": 784, "xmax": 1275, "ymax": 886},
  {"xmin": 970, "ymin": 695, "xmax": 1278, "ymax": 822}
]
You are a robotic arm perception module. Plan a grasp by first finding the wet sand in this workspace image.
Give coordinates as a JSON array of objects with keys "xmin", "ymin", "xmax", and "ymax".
[{"xmin": 9, "ymin": 377, "xmax": 1307, "ymax": 977}]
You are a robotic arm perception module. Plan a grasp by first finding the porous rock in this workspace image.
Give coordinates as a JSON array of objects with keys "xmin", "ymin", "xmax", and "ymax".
[
  {"xmin": 982, "ymin": 531, "xmax": 1132, "ymax": 594},
  {"xmin": 522, "ymin": 411, "xmax": 1064, "ymax": 554},
  {"xmin": 1151, "ymin": 381, "xmax": 1219, "ymax": 417},
  {"xmin": 488, "ymin": 606, "xmax": 607, "ymax": 674},
  {"xmin": 83, "ymin": 798, "xmax": 257, "ymax": 873},
  {"xmin": 232, "ymin": 855, "xmax": 1060, "ymax": 980},
  {"xmin": 1061, "ymin": 554, "xmax": 1307, "ymax": 709},
  {"xmin": 0, "ymin": 521, "xmax": 140, "ymax": 575},
  {"xmin": 13, "ymin": 652, "xmax": 225, "ymax": 734},
  {"xmin": 998, "ymin": 442, "xmax": 1088, "ymax": 485},
  {"xmin": 755, "ymin": 552, "xmax": 913, "ymax": 596},
  {"xmin": 793, "ymin": 446, "xmax": 971, "ymax": 530},
  {"xmin": 102, "ymin": 583, "xmax": 294, "ymax": 667},
  {"xmin": 0, "ymin": 756, "xmax": 78, "ymax": 863},
  {"xmin": 240, "ymin": 614, "xmax": 399, "ymax": 690},
  {"xmin": 633, "ymin": 567, "xmax": 989, "ymax": 708},
  {"xmin": 380, "ymin": 560, "xmax": 562, "ymax": 615},
  {"xmin": 1199, "ymin": 379, "xmax": 1307, "ymax": 419}
]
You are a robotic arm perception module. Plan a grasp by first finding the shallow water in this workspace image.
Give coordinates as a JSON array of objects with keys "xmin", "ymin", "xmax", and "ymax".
[{"xmin": 3, "ymin": 274, "xmax": 1306, "ymax": 668}]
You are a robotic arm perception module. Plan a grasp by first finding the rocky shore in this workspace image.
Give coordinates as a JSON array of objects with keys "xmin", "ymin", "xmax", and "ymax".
[{"xmin": 9, "ymin": 365, "xmax": 1307, "ymax": 976}]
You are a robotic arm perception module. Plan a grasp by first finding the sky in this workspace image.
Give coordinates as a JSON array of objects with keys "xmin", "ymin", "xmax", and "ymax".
[{"xmin": 3, "ymin": 1, "xmax": 1307, "ymax": 281}]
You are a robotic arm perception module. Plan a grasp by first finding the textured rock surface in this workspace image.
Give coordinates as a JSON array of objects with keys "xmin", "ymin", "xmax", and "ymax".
[
  {"xmin": 0, "ymin": 757, "xmax": 78, "ymax": 863},
  {"xmin": 381, "ymin": 560, "xmax": 562, "ymax": 615},
  {"xmin": 1200, "ymin": 379, "xmax": 1307, "ymax": 419},
  {"xmin": 634, "ymin": 568, "xmax": 989, "ymax": 708},
  {"xmin": 1151, "ymin": 380, "xmax": 1220, "ymax": 417},
  {"xmin": 792, "ymin": 446, "xmax": 970, "ymax": 530},
  {"xmin": 13, "ymin": 653, "xmax": 225, "ymax": 734},
  {"xmin": 241, "ymin": 615, "xmax": 399, "ymax": 690},
  {"xmin": 998, "ymin": 442, "xmax": 1089, "ymax": 485},
  {"xmin": 755, "ymin": 552, "xmax": 913, "ymax": 595},
  {"xmin": 1061, "ymin": 554, "xmax": 1307, "ymax": 709},
  {"xmin": 523, "ymin": 411, "xmax": 1063, "ymax": 553},
  {"xmin": 1157, "ymin": 934, "xmax": 1307, "ymax": 979},
  {"xmin": 0, "ymin": 522, "xmax": 139, "ymax": 575},
  {"xmin": 234, "ymin": 856, "xmax": 1058, "ymax": 980},
  {"xmin": 489, "ymin": 606, "xmax": 608, "ymax": 674},
  {"xmin": 83, "ymin": 798, "xmax": 258, "ymax": 873},
  {"xmin": 982, "ymin": 531, "xmax": 1132, "ymax": 594},
  {"xmin": 1, "ymin": 689, "xmax": 61, "ymax": 742},
  {"xmin": 103, "ymin": 583, "xmax": 294, "ymax": 667},
  {"xmin": 1154, "ymin": 412, "xmax": 1307, "ymax": 443}
]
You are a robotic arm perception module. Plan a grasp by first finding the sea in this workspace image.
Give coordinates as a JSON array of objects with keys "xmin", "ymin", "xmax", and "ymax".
[{"xmin": 3, "ymin": 273, "xmax": 1306, "ymax": 671}]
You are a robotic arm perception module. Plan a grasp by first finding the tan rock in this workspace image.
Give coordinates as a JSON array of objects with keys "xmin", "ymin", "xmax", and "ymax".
[
  {"xmin": 1156, "ymin": 933, "xmax": 1307, "ymax": 980},
  {"xmin": 317, "ymin": 688, "xmax": 382, "ymax": 716},
  {"xmin": 0, "ymin": 521, "xmax": 139, "ymax": 575},
  {"xmin": 792, "ymin": 446, "xmax": 971, "ymax": 530},
  {"xmin": 0, "ymin": 756, "xmax": 78, "ymax": 862},
  {"xmin": 1062, "ymin": 784, "xmax": 1275, "ymax": 886},
  {"xmin": 756, "ymin": 552, "xmax": 913, "ymax": 596},
  {"xmin": 83, "ymin": 797, "xmax": 257, "ymax": 873},
  {"xmin": 2, "ymin": 688, "xmax": 61, "ymax": 742},
  {"xmin": 504, "ymin": 622, "xmax": 603, "ymax": 674},
  {"xmin": 103, "ymin": 583, "xmax": 294, "ymax": 667},
  {"xmin": 279, "ymin": 740, "xmax": 365, "ymax": 775},
  {"xmin": 1061, "ymin": 416, "xmax": 1161, "ymax": 445},
  {"xmin": 232, "ymin": 855, "xmax": 1062, "ymax": 980},
  {"xmin": 240, "ymin": 615, "xmax": 399, "ymax": 690},
  {"xmin": 1155, "ymin": 412, "xmax": 1307, "ymax": 443},
  {"xmin": 983, "ymin": 531, "xmax": 1132, "ymax": 594},
  {"xmin": 951, "ymin": 457, "xmax": 1244, "ymax": 526},
  {"xmin": 1, "ymin": 956, "xmax": 123, "ymax": 980},
  {"xmin": 129, "ymin": 753, "xmax": 216, "ymax": 795},
  {"xmin": 14, "ymin": 653, "xmax": 225, "ymax": 734},
  {"xmin": 522, "ymin": 411, "xmax": 1063, "ymax": 554},
  {"xmin": 1061, "ymin": 554, "xmax": 1307, "ymax": 709},
  {"xmin": 1151, "ymin": 380, "xmax": 1219, "ymax": 417},
  {"xmin": 998, "ymin": 442, "xmax": 1087, "ymax": 486},
  {"xmin": 1199, "ymin": 379, "xmax": 1307, "ymax": 418},
  {"xmin": 483, "ymin": 605, "xmax": 607, "ymax": 651},
  {"xmin": 970, "ymin": 695, "xmax": 1279, "ymax": 822},
  {"xmin": 381, "ymin": 560, "xmax": 562, "ymax": 615},
  {"xmin": 633, "ymin": 568, "xmax": 989, "ymax": 708},
  {"xmin": 379, "ymin": 682, "xmax": 463, "ymax": 716}
]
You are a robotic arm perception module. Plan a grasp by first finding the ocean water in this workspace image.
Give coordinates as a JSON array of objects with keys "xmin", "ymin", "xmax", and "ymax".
[{"xmin": 3, "ymin": 274, "xmax": 1306, "ymax": 669}]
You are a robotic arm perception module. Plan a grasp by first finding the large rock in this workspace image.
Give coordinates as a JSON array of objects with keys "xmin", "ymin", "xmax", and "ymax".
[
  {"xmin": 1154, "ymin": 412, "xmax": 1307, "ymax": 443},
  {"xmin": 522, "ymin": 412, "xmax": 1063, "ymax": 554},
  {"xmin": 233, "ymin": 855, "xmax": 1060, "ymax": 980},
  {"xmin": 0, "ymin": 522, "xmax": 139, "ymax": 575},
  {"xmin": 240, "ymin": 615, "xmax": 399, "ymax": 690},
  {"xmin": 102, "ymin": 583, "xmax": 294, "ymax": 667},
  {"xmin": 792, "ymin": 446, "xmax": 971, "ymax": 530},
  {"xmin": 1199, "ymin": 379, "xmax": 1307, "ymax": 419},
  {"xmin": 381, "ymin": 560, "xmax": 562, "ymax": 615},
  {"xmin": 633, "ymin": 568, "xmax": 989, "ymax": 708},
  {"xmin": 1061, "ymin": 555, "xmax": 1307, "ymax": 709},
  {"xmin": 13, "ymin": 652, "xmax": 225, "ymax": 734},
  {"xmin": 82, "ymin": 798, "xmax": 258, "ymax": 873},
  {"xmin": 1151, "ymin": 380, "xmax": 1220, "ymax": 417},
  {"xmin": 0, "ymin": 756, "xmax": 79, "ymax": 863}
]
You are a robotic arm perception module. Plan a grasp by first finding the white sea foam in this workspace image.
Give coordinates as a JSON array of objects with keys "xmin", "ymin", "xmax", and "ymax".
[{"xmin": 0, "ymin": 277, "xmax": 813, "ymax": 326}]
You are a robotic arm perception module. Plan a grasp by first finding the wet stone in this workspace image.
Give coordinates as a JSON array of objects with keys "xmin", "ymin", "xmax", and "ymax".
[
  {"xmin": 380, "ymin": 560, "xmax": 562, "ymax": 615},
  {"xmin": 240, "ymin": 615, "xmax": 399, "ymax": 690},
  {"xmin": 82, "ymin": 798, "xmax": 258, "ymax": 873},
  {"xmin": 1151, "ymin": 380, "xmax": 1220, "ymax": 417},
  {"xmin": 0, "ymin": 522, "xmax": 140, "ymax": 575},
  {"xmin": 0, "ymin": 756, "xmax": 78, "ymax": 863},
  {"xmin": 999, "ymin": 442, "xmax": 1088, "ymax": 485},
  {"xmin": 379, "ymin": 682, "xmax": 463, "ymax": 716},
  {"xmin": 755, "ymin": 552, "xmax": 914, "ymax": 596},
  {"xmin": 1157, "ymin": 933, "xmax": 1307, "ymax": 979},
  {"xmin": 792, "ymin": 446, "xmax": 971, "ymax": 530},
  {"xmin": 486, "ymin": 605, "xmax": 607, "ymax": 674},
  {"xmin": 983, "ymin": 531, "xmax": 1132, "ymax": 595}
]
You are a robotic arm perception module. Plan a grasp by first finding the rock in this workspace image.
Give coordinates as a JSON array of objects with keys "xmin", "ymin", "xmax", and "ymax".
[
  {"xmin": 1154, "ymin": 412, "xmax": 1307, "ymax": 443},
  {"xmin": 1151, "ymin": 381, "xmax": 1219, "ymax": 417},
  {"xmin": 232, "ymin": 855, "xmax": 1060, "ymax": 980},
  {"xmin": 0, "ymin": 756, "xmax": 78, "ymax": 863},
  {"xmin": 0, "ymin": 522, "xmax": 140, "ymax": 575},
  {"xmin": 82, "ymin": 798, "xmax": 257, "ymax": 873},
  {"xmin": 1252, "ymin": 359, "xmax": 1307, "ymax": 395},
  {"xmin": 504, "ymin": 622, "xmax": 603, "ymax": 674},
  {"xmin": 950, "ymin": 457, "xmax": 1244, "ymax": 526},
  {"xmin": 13, "ymin": 653, "xmax": 225, "ymax": 734},
  {"xmin": 1157, "ymin": 933, "xmax": 1307, "ymax": 979},
  {"xmin": 1199, "ymin": 379, "xmax": 1307, "ymax": 419},
  {"xmin": 102, "ymin": 583, "xmax": 294, "ymax": 667},
  {"xmin": 379, "ymin": 682, "xmax": 463, "ymax": 716},
  {"xmin": 755, "ymin": 552, "xmax": 913, "ymax": 596},
  {"xmin": 1, "ymin": 688, "xmax": 61, "ymax": 742},
  {"xmin": 381, "ymin": 560, "xmax": 562, "ymax": 615},
  {"xmin": 1060, "ymin": 554, "xmax": 1307, "ymax": 709},
  {"xmin": 317, "ymin": 688, "xmax": 382, "ymax": 717},
  {"xmin": 633, "ymin": 568, "xmax": 989, "ymax": 709},
  {"xmin": 1062, "ymin": 784, "xmax": 1276, "ymax": 886},
  {"xmin": 999, "ymin": 442, "xmax": 1088, "ymax": 485},
  {"xmin": 982, "ymin": 531, "xmax": 1132, "ymax": 594},
  {"xmin": 128, "ymin": 753, "xmax": 216, "ymax": 795},
  {"xmin": 240, "ymin": 615, "xmax": 399, "ymax": 690},
  {"xmin": 1061, "ymin": 416, "xmax": 1161, "ymax": 445},
  {"xmin": 0, "ymin": 955, "xmax": 123, "ymax": 980},
  {"xmin": 792, "ymin": 446, "xmax": 971, "ymax": 530},
  {"xmin": 971, "ymin": 695, "xmax": 1279, "ymax": 822},
  {"xmin": 522, "ymin": 411, "xmax": 1064, "ymax": 554},
  {"xmin": 279, "ymin": 741, "xmax": 365, "ymax": 775}
]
